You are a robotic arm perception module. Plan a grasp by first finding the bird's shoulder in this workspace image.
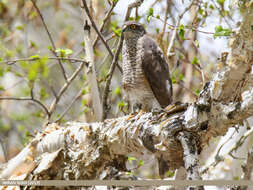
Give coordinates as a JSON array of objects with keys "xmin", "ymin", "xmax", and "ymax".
[{"xmin": 138, "ymin": 34, "xmax": 164, "ymax": 59}]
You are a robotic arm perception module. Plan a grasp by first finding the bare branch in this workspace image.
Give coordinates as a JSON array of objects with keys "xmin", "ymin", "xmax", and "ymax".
[
  {"xmin": 1, "ymin": 57, "xmax": 88, "ymax": 65},
  {"xmin": 48, "ymin": 61, "xmax": 86, "ymax": 118},
  {"xmin": 0, "ymin": 96, "xmax": 50, "ymax": 118},
  {"xmin": 167, "ymin": 0, "xmax": 197, "ymax": 58},
  {"xmin": 54, "ymin": 87, "xmax": 83, "ymax": 123},
  {"xmin": 155, "ymin": 16, "xmax": 214, "ymax": 35},
  {"xmin": 81, "ymin": 0, "xmax": 113, "ymax": 57},
  {"xmin": 81, "ymin": 0, "xmax": 122, "ymax": 74},
  {"xmin": 31, "ymin": 0, "xmax": 68, "ymax": 81},
  {"xmin": 92, "ymin": 2, "xmax": 117, "ymax": 48}
]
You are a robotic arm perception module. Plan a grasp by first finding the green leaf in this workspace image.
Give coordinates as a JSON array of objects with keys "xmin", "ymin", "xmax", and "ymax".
[
  {"xmin": 138, "ymin": 160, "xmax": 144, "ymax": 167},
  {"xmin": 209, "ymin": 4, "xmax": 214, "ymax": 9},
  {"xmin": 192, "ymin": 56, "xmax": 199, "ymax": 65},
  {"xmin": 179, "ymin": 73, "xmax": 184, "ymax": 81},
  {"xmin": 40, "ymin": 88, "xmax": 49, "ymax": 99},
  {"xmin": 117, "ymin": 100, "xmax": 127, "ymax": 109},
  {"xmin": 0, "ymin": 124, "xmax": 10, "ymax": 132},
  {"xmin": 148, "ymin": 7, "xmax": 154, "ymax": 16},
  {"xmin": 0, "ymin": 67, "xmax": 4, "ymax": 77},
  {"xmin": 30, "ymin": 54, "xmax": 40, "ymax": 59},
  {"xmin": 82, "ymin": 99, "xmax": 87, "ymax": 106},
  {"xmin": 178, "ymin": 24, "xmax": 185, "ymax": 40},
  {"xmin": 194, "ymin": 88, "xmax": 200, "ymax": 96},
  {"xmin": 171, "ymin": 76, "xmax": 177, "ymax": 84},
  {"xmin": 194, "ymin": 40, "xmax": 200, "ymax": 48},
  {"xmin": 165, "ymin": 170, "xmax": 175, "ymax": 177},
  {"xmin": 112, "ymin": 27, "xmax": 122, "ymax": 37},
  {"xmin": 16, "ymin": 25, "xmax": 25, "ymax": 31},
  {"xmin": 82, "ymin": 89, "xmax": 88, "ymax": 95},
  {"xmin": 128, "ymin": 156, "xmax": 137, "ymax": 163},
  {"xmin": 28, "ymin": 68, "xmax": 37, "ymax": 81},
  {"xmin": 213, "ymin": 25, "xmax": 232, "ymax": 39},
  {"xmin": 17, "ymin": 125, "xmax": 26, "ymax": 132},
  {"xmin": 56, "ymin": 48, "xmax": 73, "ymax": 57},
  {"xmin": 0, "ymin": 85, "xmax": 4, "ymax": 91},
  {"xmin": 48, "ymin": 46, "xmax": 53, "ymax": 51},
  {"xmin": 147, "ymin": 7, "xmax": 154, "ymax": 23},
  {"xmin": 113, "ymin": 86, "xmax": 121, "ymax": 95},
  {"xmin": 217, "ymin": 0, "xmax": 225, "ymax": 5},
  {"xmin": 27, "ymin": 55, "xmax": 49, "ymax": 81},
  {"xmin": 65, "ymin": 48, "xmax": 73, "ymax": 55}
]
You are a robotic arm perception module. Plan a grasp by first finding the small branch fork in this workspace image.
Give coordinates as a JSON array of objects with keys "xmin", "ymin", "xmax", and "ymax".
[
  {"xmin": 81, "ymin": 0, "xmax": 122, "ymax": 73},
  {"xmin": 0, "ymin": 57, "xmax": 88, "ymax": 122},
  {"xmin": 167, "ymin": 0, "xmax": 198, "ymax": 58}
]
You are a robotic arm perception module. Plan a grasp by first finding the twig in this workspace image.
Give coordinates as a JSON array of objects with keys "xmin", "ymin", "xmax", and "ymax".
[
  {"xmin": 154, "ymin": 16, "xmax": 214, "ymax": 35},
  {"xmin": 98, "ymin": 38, "xmax": 118, "ymax": 71},
  {"xmin": 101, "ymin": 0, "xmax": 144, "ymax": 120},
  {"xmin": 167, "ymin": 0, "xmax": 197, "ymax": 58},
  {"xmin": 178, "ymin": 81, "xmax": 198, "ymax": 99},
  {"xmin": 81, "ymin": 0, "xmax": 123, "ymax": 74},
  {"xmin": 81, "ymin": 0, "xmax": 113, "ymax": 57},
  {"xmin": 1, "ymin": 57, "xmax": 88, "ymax": 65},
  {"xmin": 0, "ymin": 97, "xmax": 50, "ymax": 118},
  {"xmin": 161, "ymin": 0, "xmax": 170, "ymax": 43},
  {"xmin": 31, "ymin": 0, "xmax": 68, "ymax": 81},
  {"xmin": 92, "ymin": 2, "xmax": 117, "ymax": 48},
  {"xmin": 228, "ymin": 122, "xmax": 253, "ymax": 157},
  {"xmin": 54, "ymin": 87, "xmax": 84, "ymax": 123},
  {"xmin": 48, "ymin": 61, "xmax": 86, "ymax": 117},
  {"xmin": 102, "ymin": 34, "xmax": 124, "ymax": 120}
]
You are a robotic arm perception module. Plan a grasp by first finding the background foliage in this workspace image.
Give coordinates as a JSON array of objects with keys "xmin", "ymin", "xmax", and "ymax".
[{"xmin": 0, "ymin": 0, "xmax": 245, "ymax": 179}]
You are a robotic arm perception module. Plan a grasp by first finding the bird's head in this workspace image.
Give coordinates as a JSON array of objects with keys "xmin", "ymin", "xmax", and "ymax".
[{"xmin": 122, "ymin": 21, "xmax": 146, "ymax": 39}]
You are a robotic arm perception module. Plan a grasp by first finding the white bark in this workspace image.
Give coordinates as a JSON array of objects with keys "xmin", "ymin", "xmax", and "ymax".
[{"xmin": 1, "ymin": 2, "xmax": 253, "ymax": 189}]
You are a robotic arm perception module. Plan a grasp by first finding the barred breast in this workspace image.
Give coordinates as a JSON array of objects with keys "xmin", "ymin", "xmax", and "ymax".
[{"xmin": 122, "ymin": 36, "xmax": 160, "ymax": 111}]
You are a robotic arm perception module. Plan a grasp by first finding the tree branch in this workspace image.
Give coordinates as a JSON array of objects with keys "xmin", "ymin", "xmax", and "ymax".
[
  {"xmin": 31, "ymin": 0, "xmax": 68, "ymax": 81},
  {"xmin": 92, "ymin": 2, "xmax": 117, "ymax": 48},
  {"xmin": 81, "ymin": 0, "xmax": 122, "ymax": 73},
  {"xmin": 0, "ymin": 97, "xmax": 50, "ymax": 118},
  {"xmin": 177, "ymin": 131, "xmax": 204, "ymax": 190},
  {"xmin": 82, "ymin": 20, "xmax": 103, "ymax": 121},
  {"xmin": 48, "ymin": 61, "xmax": 86, "ymax": 118},
  {"xmin": 1, "ymin": 57, "xmax": 88, "ymax": 65}
]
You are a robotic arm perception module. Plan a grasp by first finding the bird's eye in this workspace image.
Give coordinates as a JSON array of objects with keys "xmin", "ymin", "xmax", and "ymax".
[{"xmin": 130, "ymin": 25, "xmax": 136, "ymax": 29}]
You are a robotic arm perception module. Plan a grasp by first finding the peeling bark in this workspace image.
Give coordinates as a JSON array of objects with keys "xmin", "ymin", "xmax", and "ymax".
[{"xmin": 1, "ymin": 2, "xmax": 253, "ymax": 190}]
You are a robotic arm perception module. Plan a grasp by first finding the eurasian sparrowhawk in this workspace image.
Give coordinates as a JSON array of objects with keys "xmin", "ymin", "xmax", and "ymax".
[{"xmin": 122, "ymin": 21, "xmax": 173, "ymax": 112}]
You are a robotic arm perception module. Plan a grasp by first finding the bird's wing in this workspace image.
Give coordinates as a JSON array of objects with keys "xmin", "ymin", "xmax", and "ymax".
[{"xmin": 139, "ymin": 35, "xmax": 173, "ymax": 107}]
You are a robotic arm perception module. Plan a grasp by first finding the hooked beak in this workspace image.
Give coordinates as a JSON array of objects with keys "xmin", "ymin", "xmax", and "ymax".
[{"xmin": 122, "ymin": 24, "xmax": 127, "ymax": 32}]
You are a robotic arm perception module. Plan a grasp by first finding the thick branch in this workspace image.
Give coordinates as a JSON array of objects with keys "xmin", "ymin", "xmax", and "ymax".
[
  {"xmin": 83, "ymin": 21, "xmax": 103, "ymax": 121},
  {"xmin": 178, "ymin": 132, "xmax": 203, "ymax": 190}
]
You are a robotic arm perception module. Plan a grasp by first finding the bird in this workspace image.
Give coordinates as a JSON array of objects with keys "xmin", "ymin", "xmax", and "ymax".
[
  {"xmin": 121, "ymin": 21, "xmax": 173, "ymax": 113},
  {"xmin": 121, "ymin": 21, "xmax": 173, "ymax": 178}
]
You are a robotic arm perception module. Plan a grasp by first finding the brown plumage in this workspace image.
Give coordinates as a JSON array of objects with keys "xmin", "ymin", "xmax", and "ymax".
[{"xmin": 122, "ymin": 21, "xmax": 173, "ymax": 112}]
